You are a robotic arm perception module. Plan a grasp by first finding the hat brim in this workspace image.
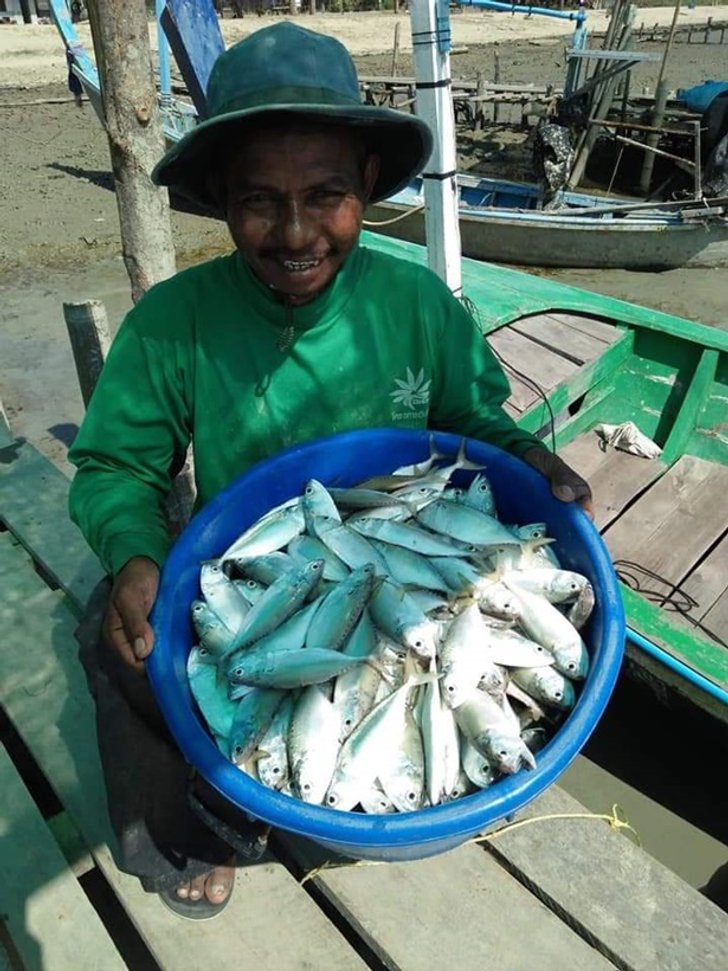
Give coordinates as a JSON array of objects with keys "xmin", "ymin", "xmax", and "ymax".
[{"xmin": 151, "ymin": 104, "xmax": 433, "ymax": 215}]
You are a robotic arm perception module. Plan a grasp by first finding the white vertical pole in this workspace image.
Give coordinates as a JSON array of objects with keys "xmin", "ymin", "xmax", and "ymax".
[{"xmin": 409, "ymin": 0, "xmax": 462, "ymax": 297}]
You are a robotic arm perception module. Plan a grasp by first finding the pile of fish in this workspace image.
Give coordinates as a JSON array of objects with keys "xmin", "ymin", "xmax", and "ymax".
[{"xmin": 187, "ymin": 440, "xmax": 595, "ymax": 814}]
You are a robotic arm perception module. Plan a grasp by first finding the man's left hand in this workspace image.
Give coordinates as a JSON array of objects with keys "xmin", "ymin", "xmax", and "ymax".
[{"xmin": 522, "ymin": 446, "xmax": 594, "ymax": 520}]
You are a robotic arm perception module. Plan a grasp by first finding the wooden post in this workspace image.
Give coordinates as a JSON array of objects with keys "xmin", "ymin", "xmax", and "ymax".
[
  {"xmin": 493, "ymin": 45, "xmax": 501, "ymax": 124},
  {"xmin": 638, "ymin": 78, "xmax": 669, "ymax": 194},
  {"xmin": 693, "ymin": 119, "xmax": 702, "ymax": 199},
  {"xmin": 289, "ymin": 0, "xmax": 297, "ymax": 15},
  {"xmin": 391, "ymin": 21, "xmax": 401, "ymax": 77},
  {"xmin": 86, "ymin": 0, "xmax": 176, "ymax": 304},
  {"xmin": 654, "ymin": 0, "xmax": 682, "ymax": 93},
  {"xmin": 62, "ymin": 301, "xmax": 112, "ymax": 409},
  {"xmin": 63, "ymin": 298, "xmax": 197, "ymax": 532},
  {"xmin": 704, "ymin": 17, "xmax": 712, "ymax": 43},
  {"xmin": 475, "ymin": 71, "xmax": 484, "ymax": 130}
]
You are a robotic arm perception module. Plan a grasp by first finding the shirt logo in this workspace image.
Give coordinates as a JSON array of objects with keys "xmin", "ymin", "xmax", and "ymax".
[{"xmin": 390, "ymin": 367, "xmax": 431, "ymax": 411}]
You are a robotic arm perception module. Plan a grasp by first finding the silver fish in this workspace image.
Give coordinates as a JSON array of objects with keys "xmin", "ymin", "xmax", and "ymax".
[
  {"xmin": 502, "ymin": 579, "xmax": 590, "ymax": 680},
  {"xmin": 228, "ymin": 688, "xmax": 286, "ymax": 765},
  {"xmin": 287, "ymin": 534, "xmax": 350, "ymax": 581},
  {"xmin": 379, "ymin": 708, "xmax": 426, "ymax": 813},
  {"xmin": 454, "ymin": 690, "xmax": 536, "ymax": 775},
  {"xmin": 256, "ymin": 694, "xmax": 294, "ymax": 791},
  {"xmin": 232, "ymin": 552, "xmax": 296, "ymax": 586},
  {"xmin": 310, "ymin": 515, "xmax": 390, "ymax": 575},
  {"xmin": 439, "ymin": 603, "xmax": 506, "ymax": 709},
  {"xmin": 191, "ymin": 600, "xmax": 234, "ymax": 658},
  {"xmin": 510, "ymin": 666, "xmax": 577, "ymax": 712},
  {"xmin": 325, "ymin": 673, "xmax": 434, "ymax": 812},
  {"xmin": 221, "ymin": 498, "xmax": 305, "ymax": 562},
  {"xmin": 199, "ymin": 561, "xmax": 251, "ymax": 632},
  {"xmin": 369, "ymin": 578, "xmax": 440, "ymax": 661},
  {"xmin": 227, "ymin": 559, "xmax": 325, "ymax": 653},
  {"xmin": 305, "ymin": 563, "xmax": 378, "ymax": 651},
  {"xmin": 228, "ymin": 647, "xmax": 369, "ymax": 691},
  {"xmin": 289, "ymin": 685, "xmax": 343, "ymax": 804},
  {"xmin": 187, "ymin": 645, "xmax": 238, "ymax": 743},
  {"xmin": 349, "ymin": 517, "xmax": 470, "ymax": 558},
  {"xmin": 416, "ymin": 500, "xmax": 518, "ymax": 548}
]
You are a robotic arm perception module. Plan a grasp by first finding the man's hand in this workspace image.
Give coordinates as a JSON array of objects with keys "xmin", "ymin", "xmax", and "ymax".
[
  {"xmin": 522, "ymin": 446, "xmax": 594, "ymax": 519},
  {"xmin": 102, "ymin": 556, "xmax": 160, "ymax": 670}
]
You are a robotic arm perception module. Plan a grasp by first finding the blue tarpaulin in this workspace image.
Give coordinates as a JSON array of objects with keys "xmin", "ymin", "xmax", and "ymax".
[{"xmin": 677, "ymin": 80, "xmax": 728, "ymax": 115}]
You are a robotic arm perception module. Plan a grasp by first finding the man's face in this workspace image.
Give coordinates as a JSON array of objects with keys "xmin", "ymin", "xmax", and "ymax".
[{"xmin": 224, "ymin": 125, "xmax": 379, "ymax": 305}]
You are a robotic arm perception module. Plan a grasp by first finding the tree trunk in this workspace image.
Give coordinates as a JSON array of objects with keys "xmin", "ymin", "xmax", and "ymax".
[{"xmin": 86, "ymin": 0, "xmax": 176, "ymax": 303}]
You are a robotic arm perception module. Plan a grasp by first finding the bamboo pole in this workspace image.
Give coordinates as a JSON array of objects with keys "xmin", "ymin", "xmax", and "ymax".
[
  {"xmin": 638, "ymin": 78, "xmax": 669, "ymax": 194},
  {"xmin": 391, "ymin": 22, "xmax": 401, "ymax": 78},
  {"xmin": 654, "ymin": 0, "xmax": 682, "ymax": 93},
  {"xmin": 86, "ymin": 0, "xmax": 176, "ymax": 304}
]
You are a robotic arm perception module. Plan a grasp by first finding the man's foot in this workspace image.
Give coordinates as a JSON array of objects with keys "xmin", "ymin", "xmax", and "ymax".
[{"xmin": 159, "ymin": 857, "xmax": 236, "ymax": 921}]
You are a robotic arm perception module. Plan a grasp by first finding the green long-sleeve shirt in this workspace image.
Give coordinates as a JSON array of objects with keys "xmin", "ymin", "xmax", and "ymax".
[{"xmin": 68, "ymin": 243, "xmax": 543, "ymax": 575}]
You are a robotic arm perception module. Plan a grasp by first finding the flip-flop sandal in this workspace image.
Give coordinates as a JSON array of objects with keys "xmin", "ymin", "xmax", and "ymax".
[{"xmin": 158, "ymin": 881, "xmax": 234, "ymax": 921}]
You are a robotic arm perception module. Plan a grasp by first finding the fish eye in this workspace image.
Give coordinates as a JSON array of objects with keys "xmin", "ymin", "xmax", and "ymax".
[
  {"xmin": 303, "ymin": 782, "xmax": 311, "ymax": 792},
  {"xmin": 272, "ymin": 767, "xmax": 280, "ymax": 775},
  {"xmin": 327, "ymin": 794, "xmax": 337, "ymax": 805},
  {"xmin": 407, "ymin": 791, "xmax": 417, "ymax": 802},
  {"xmin": 344, "ymin": 717, "xmax": 353, "ymax": 726},
  {"xmin": 246, "ymin": 579, "xmax": 257, "ymax": 588},
  {"xmin": 232, "ymin": 667, "xmax": 243, "ymax": 678}
]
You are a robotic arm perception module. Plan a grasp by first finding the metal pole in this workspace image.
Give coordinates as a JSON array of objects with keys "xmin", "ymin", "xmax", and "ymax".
[
  {"xmin": 410, "ymin": 0, "xmax": 462, "ymax": 296},
  {"xmin": 155, "ymin": 0, "xmax": 173, "ymax": 109}
]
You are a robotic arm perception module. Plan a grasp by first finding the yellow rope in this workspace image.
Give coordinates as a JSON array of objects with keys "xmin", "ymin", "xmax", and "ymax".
[
  {"xmin": 298, "ymin": 804, "xmax": 640, "ymax": 884},
  {"xmin": 468, "ymin": 803, "xmax": 642, "ymax": 848},
  {"xmin": 362, "ymin": 204, "xmax": 425, "ymax": 228}
]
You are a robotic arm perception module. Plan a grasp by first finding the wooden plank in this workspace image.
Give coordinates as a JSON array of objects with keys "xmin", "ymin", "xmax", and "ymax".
[
  {"xmin": 278, "ymin": 835, "xmax": 616, "ymax": 971},
  {"xmin": 681, "ymin": 533, "xmax": 728, "ymax": 624},
  {"xmin": 0, "ymin": 743, "xmax": 126, "ymax": 970},
  {"xmin": 701, "ymin": 587, "xmax": 728, "ymax": 641},
  {"xmin": 558, "ymin": 431, "xmax": 665, "ymax": 530},
  {"xmin": 510, "ymin": 313, "xmax": 612, "ymax": 366},
  {"xmin": 488, "ymin": 327, "xmax": 578, "ymax": 414},
  {"xmin": 483, "ymin": 785, "xmax": 728, "ymax": 971},
  {"xmin": 660, "ymin": 349, "xmax": 720, "ymax": 466},
  {"xmin": 547, "ymin": 313, "xmax": 623, "ymax": 346},
  {"xmin": 0, "ymin": 440, "xmax": 105, "ymax": 612},
  {"xmin": 0, "ymin": 534, "xmax": 367, "ymax": 971},
  {"xmin": 603, "ymin": 456, "xmax": 728, "ymax": 583}
]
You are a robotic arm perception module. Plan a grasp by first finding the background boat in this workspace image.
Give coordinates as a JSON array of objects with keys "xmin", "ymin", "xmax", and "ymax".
[
  {"xmin": 366, "ymin": 172, "xmax": 728, "ymax": 270},
  {"xmin": 50, "ymin": 0, "xmax": 728, "ymax": 272}
]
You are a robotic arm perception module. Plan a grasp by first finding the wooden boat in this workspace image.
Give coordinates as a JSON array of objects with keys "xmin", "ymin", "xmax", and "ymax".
[
  {"xmin": 50, "ymin": 0, "xmax": 728, "ymax": 272},
  {"xmin": 362, "ymin": 229, "xmax": 727, "ymax": 729},
  {"xmin": 366, "ymin": 173, "xmax": 728, "ymax": 271}
]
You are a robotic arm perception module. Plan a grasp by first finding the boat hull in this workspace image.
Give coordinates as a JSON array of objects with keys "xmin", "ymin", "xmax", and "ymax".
[{"xmin": 365, "ymin": 199, "xmax": 728, "ymax": 270}]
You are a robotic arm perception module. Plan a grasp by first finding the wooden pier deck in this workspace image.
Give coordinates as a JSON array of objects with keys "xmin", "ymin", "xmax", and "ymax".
[{"xmin": 2, "ymin": 411, "xmax": 728, "ymax": 968}]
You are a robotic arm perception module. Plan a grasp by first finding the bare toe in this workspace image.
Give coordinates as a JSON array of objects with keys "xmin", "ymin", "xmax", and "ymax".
[
  {"xmin": 205, "ymin": 857, "xmax": 236, "ymax": 904},
  {"xmin": 188, "ymin": 873, "xmax": 207, "ymax": 901}
]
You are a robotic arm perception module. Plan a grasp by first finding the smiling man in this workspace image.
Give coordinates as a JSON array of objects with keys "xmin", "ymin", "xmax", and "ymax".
[{"xmin": 68, "ymin": 22, "xmax": 591, "ymax": 920}]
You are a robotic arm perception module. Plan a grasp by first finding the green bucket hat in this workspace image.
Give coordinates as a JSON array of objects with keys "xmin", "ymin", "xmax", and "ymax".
[{"xmin": 152, "ymin": 22, "xmax": 433, "ymax": 212}]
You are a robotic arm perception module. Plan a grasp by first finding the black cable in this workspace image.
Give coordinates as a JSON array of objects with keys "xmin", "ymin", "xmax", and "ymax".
[
  {"xmin": 613, "ymin": 558, "xmax": 726, "ymax": 649},
  {"xmin": 462, "ymin": 293, "xmax": 558, "ymax": 454}
]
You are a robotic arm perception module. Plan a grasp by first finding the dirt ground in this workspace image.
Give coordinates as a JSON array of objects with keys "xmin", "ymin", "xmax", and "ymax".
[
  {"xmin": 1, "ymin": 8, "xmax": 727, "ymax": 469},
  {"xmin": 1, "ymin": 8, "xmax": 728, "ymax": 273}
]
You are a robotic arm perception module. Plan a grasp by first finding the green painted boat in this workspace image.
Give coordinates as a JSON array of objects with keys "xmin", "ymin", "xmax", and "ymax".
[{"xmin": 363, "ymin": 229, "xmax": 728, "ymax": 727}]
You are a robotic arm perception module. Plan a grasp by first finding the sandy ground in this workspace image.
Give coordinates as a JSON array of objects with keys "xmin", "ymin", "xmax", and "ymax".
[
  {"xmin": 0, "ymin": 7, "xmax": 726, "ymax": 469},
  {"xmin": 2, "ymin": 9, "xmax": 728, "ymax": 273}
]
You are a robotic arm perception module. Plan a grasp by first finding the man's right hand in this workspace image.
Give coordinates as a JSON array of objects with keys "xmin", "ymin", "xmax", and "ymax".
[{"xmin": 102, "ymin": 556, "xmax": 160, "ymax": 670}]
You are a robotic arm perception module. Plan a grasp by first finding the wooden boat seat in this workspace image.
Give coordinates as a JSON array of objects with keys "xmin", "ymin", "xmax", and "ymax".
[
  {"xmin": 491, "ymin": 312, "xmax": 623, "ymax": 418},
  {"xmin": 561, "ymin": 430, "xmax": 728, "ymax": 648}
]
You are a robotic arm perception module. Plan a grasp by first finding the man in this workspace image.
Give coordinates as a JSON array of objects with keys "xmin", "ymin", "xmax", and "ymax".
[{"xmin": 69, "ymin": 22, "xmax": 591, "ymax": 920}]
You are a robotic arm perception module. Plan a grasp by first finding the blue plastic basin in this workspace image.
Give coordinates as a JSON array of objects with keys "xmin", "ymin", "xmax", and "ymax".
[{"xmin": 149, "ymin": 428, "xmax": 625, "ymax": 862}]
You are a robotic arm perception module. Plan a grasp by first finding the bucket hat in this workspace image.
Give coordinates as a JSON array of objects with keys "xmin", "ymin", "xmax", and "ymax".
[{"xmin": 152, "ymin": 22, "xmax": 433, "ymax": 212}]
